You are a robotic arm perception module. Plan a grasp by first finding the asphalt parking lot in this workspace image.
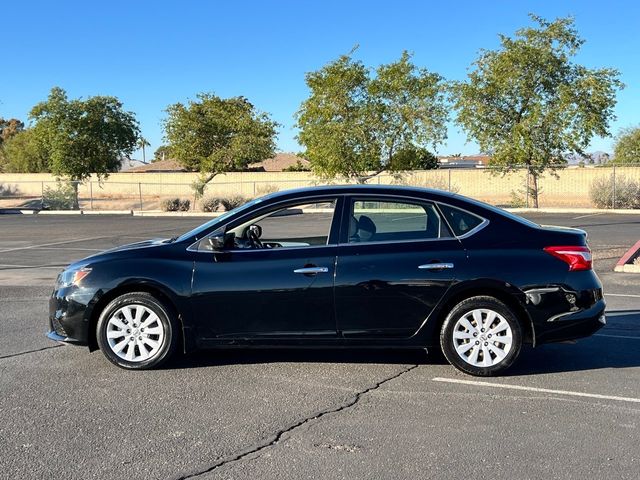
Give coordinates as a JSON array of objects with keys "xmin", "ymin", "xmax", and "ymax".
[{"xmin": 1, "ymin": 211, "xmax": 639, "ymax": 479}]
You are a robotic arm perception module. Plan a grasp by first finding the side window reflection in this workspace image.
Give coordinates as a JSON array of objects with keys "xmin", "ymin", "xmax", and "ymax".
[
  {"xmin": 349, "ymin": 200, "xmax": 452, "ymax": 243},
  {"xmin": 203, "ymin": 200, "xmax": 337, "ymax": 250}
]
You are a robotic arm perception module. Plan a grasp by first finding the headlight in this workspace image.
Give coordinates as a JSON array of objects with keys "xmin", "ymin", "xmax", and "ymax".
[{"xmin": 57, "ymin": 267, "xmax": 92, "ymax": 288}]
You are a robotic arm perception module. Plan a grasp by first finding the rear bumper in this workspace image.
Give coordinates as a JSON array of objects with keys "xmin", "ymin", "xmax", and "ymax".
[{"xmin": 533, "ymin": 298, "xmax": 606, "ymax": 344}]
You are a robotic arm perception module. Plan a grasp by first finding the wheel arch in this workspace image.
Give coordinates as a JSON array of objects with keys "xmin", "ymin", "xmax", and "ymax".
[
  {"xmin": 423, "ymin": 279, "xmax": 535, "ymax": 347},
  {"xmin": 87, "ymin": 280, "xmax": 193, "ymax": 354}
]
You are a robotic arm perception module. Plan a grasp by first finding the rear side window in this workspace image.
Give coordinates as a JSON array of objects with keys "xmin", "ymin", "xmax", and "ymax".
[
  {"xmin": 438, "ymin": 204, "xmax": 485, "ymax": 236},
  {"xmin": 349, "ymin": 199, "xmax": 452, "ymax": 243}
]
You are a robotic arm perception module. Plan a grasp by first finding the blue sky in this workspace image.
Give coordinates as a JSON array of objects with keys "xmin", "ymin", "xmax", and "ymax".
[{"xmin": 2, "ymin": 0, "xmax": 639, "ymax": 160}]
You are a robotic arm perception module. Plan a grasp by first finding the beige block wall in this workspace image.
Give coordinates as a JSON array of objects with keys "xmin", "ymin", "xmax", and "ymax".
[{"xmin": 1, "ymin": 167, "xmax": 639, "ymax": 208}]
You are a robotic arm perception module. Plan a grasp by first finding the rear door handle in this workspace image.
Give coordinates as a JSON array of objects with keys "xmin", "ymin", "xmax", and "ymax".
[
  {"xmin": 418, "ymin": 263, "xmax": 454, "ymax": 270},
  {"xmin": 293, "ymin": 267, "xmax": 329, "ymax": 275}
]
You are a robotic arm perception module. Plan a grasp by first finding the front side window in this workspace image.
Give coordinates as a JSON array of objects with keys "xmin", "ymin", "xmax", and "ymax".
[
  {"xmin": 225, "ymin": 200, "xmax": 337, "ymax": 249},
  {"xmin": 348, "ymin": 199, "xmax": 452, "ymax": 243}
]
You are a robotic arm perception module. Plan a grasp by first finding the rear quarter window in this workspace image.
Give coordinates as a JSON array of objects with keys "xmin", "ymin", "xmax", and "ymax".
[{"xmin": 438, "ymin": 204, "xmax": 485, "ymax": 236}]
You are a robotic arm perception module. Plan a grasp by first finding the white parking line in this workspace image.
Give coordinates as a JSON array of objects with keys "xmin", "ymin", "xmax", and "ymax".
[
  {"xmin": 606, "ymin": 293, "xmax": 640, "ymax": 299},
  {"xmin": 0, "ymin": 236, "xmax": 109, "ymax": 253},
  {"xmin": 595, "ymin": 334, "xmax": 640, "ymax": 340},
  {"xmin": 0, "ymin": 264, "xmax": 64, "ymax": 269},
  {"xmin": 31, "ymin": 247, "xmax": 104, "ymax": 252},
  {"xmin": 432, "ymin": 377, "xmax": 640, "ymax": 404},
  {"xmin": 572, "ymin": 213, "xmax": 604, "ymax": 219}
]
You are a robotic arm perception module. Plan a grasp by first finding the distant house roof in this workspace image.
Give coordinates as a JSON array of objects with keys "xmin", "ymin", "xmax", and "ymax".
[
  {"xmin": 127, "ymin": 158, "xmax": 188, "ymax": 173},
  {"xmin": 248, "ymin": 153, "xmax": 310, "ymax": 172},
  {"xmin": 461, "ymin": 155, "xmax": 491, "ymax": 165},
  {"xmin": 438, "ymin": 154, "xmax": 491, "ymax": 168},
  {"xmin": 126, "ymin": 153, "xmax": 309, "ymax": 173},
  {"xmin": 119, "ymin": 159, "xmax": 148, "ymax": 171}
]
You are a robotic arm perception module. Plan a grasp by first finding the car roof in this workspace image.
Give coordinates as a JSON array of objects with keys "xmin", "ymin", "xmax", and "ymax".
[
  {"xmin": 260, "ymin": 184, "xmax": 536, "ymax": 228},
  {"xmin": 262, "ymin": 184, "xmax": 458, "ymax": 201}
]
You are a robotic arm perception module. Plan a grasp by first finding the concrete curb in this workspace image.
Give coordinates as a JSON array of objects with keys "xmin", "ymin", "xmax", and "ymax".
[
  {"xmin": 132, "ymin": 211, "xmax": 223, "ymax": 217},
  {"xmin": 36, "ymin": 210, "xmax": 134, "ymax": 215},
  {"xmin": 615, "ymin": 264, "xmax": 640, "ymax": 273},
  {"xmin": 81, "ymin": 210, "xmax": 134, "ymax": 215},
  {"xmin": 614, "ymin": 239, "xmax": 640, "ymax": 273},
  {"xmin": 35, "ymin": 210, "xmax": 83, "ymax": 215},
  {"xmin": 506, "ymin": 208, "xmax": 640, "ymax": 214}
]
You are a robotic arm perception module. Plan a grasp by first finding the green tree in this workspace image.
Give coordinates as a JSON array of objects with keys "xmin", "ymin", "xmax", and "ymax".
[
  {"xmin": 296, "ymin": 51, "xmax": 447, "ymax": 182},
  {"xmin": 0, "ymin": 118, "xmax": 24, "ymax": 145},
  {"xmin": 451, "ymin": 15, "xmax": 623, "ymax": 207},
  {"xmin": 30, "ymin": 87, "xmax": 140, "ymax": 209},
  {"xmin": 613, "ymin": 127, "xmax": 640, "ymax": 164},
  {"xmin": 1, "ymin": 129, "xmax": 50, "ymax": 173},
  {"xmin": 0, "ymin": 118, "xmax": 25, "ymax": 171},
  {"xmin": 153, "ymin": 144, "xmax": 172, "ymax": 162},
  {"xmin": 137, "ymin": 136, "xmax": 150, "ymax": 163},
  {"xmin": 283, "ymin": 159, "xmax": 311, "ymax": 172},
  {"xmin": 390, "ymin": 146, "xmax": 439, "ymax": 170},
  {"xmin": 163, "ymin": 94, "xmax": 278, "ymax": 189}
]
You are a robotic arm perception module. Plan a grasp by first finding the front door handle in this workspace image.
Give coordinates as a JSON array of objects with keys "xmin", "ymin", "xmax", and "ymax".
[
  {"xmin": 293, "ymin": 266, "xmax": 329, "ymax": 275},
  {"xmin": 418, "ymin": 263, "xmax": 454, "ymax": 270}
]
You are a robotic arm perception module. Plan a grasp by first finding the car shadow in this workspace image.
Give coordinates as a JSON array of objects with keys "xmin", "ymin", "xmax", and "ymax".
[
  {"xmin": 169, "ymin": 347, "xmax": 442, "ymax": 370},
  {"xmin": 18, "ymin": 199, "xmax": 44, "ymax": 209},
  {"xmin": 166, "ymin": 310, "xmax": 640, "ymax": 375},
  {"xmin": 508, "ymin": 309, "xmax": 640, "ymax": 376}
]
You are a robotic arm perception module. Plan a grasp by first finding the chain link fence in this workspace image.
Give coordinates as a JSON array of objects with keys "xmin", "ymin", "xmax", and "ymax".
[{"xmin": 1, "ymin": 165, "xmax": 639, "ymax": 212}]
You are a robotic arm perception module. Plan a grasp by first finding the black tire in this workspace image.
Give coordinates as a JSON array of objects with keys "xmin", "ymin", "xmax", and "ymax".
[
  {"xmin": 440, "ymin": 296, "xmax": 522, "ymax": 376},
  {"xmin": 96, "ymin": 292, "xmax": 178, "ymax": 370}
]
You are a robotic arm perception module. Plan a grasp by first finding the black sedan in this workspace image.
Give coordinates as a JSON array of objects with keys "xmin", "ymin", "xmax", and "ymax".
[{"xmin": 48, "ymin": 185, "xmax": 606, "ymax": 376}]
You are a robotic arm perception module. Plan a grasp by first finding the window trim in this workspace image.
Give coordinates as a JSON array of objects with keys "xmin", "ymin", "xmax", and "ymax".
[
  {"xmin": 342, "ymin": 196, "xmax": 455, "ymax": 245},
  {"xmin": 186, "ymin": 192, "xmax": 490, "ymax": 253},
  {"xmin": 435, "ymin": 202, "xmax": 489, "ymax": 239},
  {"xmin": 339, "ymin": 194, "xmax": 489, "ymax": 245},
  {"xmin": 187, "ymin": 195, "xmax": 343, "ymax": 253}
]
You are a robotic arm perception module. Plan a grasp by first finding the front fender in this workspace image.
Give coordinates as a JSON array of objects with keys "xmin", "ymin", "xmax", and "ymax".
[{"xmin": 82, "ymin": 258, "xmax": 195, "ymax": 353}]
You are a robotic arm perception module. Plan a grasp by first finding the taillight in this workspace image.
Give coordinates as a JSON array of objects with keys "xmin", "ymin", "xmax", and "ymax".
[{"xmin": 544, "ymin": 246, "xmax": 592, "ymax": 271}]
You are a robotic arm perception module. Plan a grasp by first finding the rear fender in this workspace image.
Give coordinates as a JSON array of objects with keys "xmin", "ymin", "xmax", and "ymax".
[{"xmin": 417, "ymin": 278, "xmax": 536, "ymax": 346}]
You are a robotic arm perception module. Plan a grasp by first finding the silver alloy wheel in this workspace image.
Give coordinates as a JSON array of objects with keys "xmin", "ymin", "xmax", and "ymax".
[
  {"xmin": 452, "ymin": 308, "xmax": 513, "ymax": 367},
  {"xmin": 105, "ymin": 304, "xmax": 165, "ymax": 362}
]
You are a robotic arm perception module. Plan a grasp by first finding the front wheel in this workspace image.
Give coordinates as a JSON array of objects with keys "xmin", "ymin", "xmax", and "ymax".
[
  {"xmin": 440, "ymin": 296, "xmax": 522, "ymax": 376},
  {"xmin": 96, "ymin": 292, "xmax": 178, "ymax": 370}
]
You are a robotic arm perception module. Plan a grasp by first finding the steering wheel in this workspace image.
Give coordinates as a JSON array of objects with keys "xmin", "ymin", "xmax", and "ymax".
[{"xmin": 247, "ymin": 225, "xmax": 263, "ymax": 249}]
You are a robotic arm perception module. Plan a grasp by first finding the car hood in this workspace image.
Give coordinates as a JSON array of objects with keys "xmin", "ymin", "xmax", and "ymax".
[{"xmin": 73, "ymin": 238, "xmax": 171, "ymax": 266}]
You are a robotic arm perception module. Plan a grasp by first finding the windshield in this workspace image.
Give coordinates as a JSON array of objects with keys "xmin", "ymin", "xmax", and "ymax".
[{"xmin": 174, "ymin": 197, "xmax": 265, "ymax": 242}]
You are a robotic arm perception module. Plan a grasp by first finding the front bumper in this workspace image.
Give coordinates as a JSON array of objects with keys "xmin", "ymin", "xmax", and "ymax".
[
  {"xmin": 46, "ymin": 330, "xmax": 84, "ymax": 345},
  {"xmin": 48, "ymin": 286, "xmax": 97, "ymax": 345}
]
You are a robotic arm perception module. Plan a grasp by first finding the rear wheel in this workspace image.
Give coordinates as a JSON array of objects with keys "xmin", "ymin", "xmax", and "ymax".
[
  {"xmin": 440, "ymin": 296, "xmax": 522, "ymax": 376},
  {"xmin": 96, "ymin": 292, "xmax": 177, "ymax": 370}
]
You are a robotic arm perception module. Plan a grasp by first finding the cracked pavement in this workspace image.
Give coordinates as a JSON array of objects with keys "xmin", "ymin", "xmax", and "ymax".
[
  {"xmin": 1, "ymin": 212, "xmax": 639, "ymax": 479},
  {"xmin": 174, "ymin": 364, "xmax": 420, "ymax": 480}
]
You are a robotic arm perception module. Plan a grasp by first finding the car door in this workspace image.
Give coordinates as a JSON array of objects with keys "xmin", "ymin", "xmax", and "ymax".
[
  {"xmin": 334, "ymin": 196, "xmax": 467, "ymax": 338},
  {"xmin": 190, "ymin": 197, "xmax": 341, "ymax": 339}
]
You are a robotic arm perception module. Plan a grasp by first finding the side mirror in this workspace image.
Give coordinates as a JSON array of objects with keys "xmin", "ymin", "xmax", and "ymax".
[
  {"xmin": 248, "ymin": 224, "xmax": 262, "ymax": 238},
  {"xmin": 207, "ymin": 234, "xmax": 225, "ymax": 251}
]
